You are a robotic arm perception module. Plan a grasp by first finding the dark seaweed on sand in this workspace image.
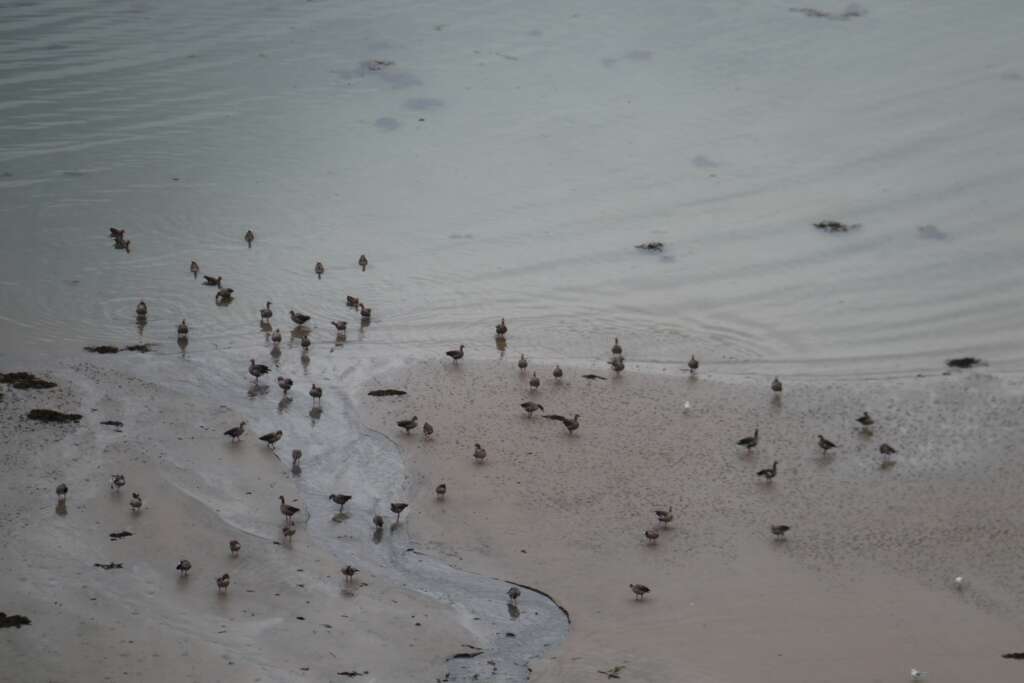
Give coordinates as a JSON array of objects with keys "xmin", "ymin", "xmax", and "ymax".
[
  {"xmin": 1002, "ymin": 652, "xmax": 1024, "ymax": 660},
  {"xmin": 0, "ymin": 613, "xmax": 31, "ymax": 628},
  {"xmin": 947, "ymin": 357, "xmax": 983, "ymax": 369},
  {"xmin": 27, "ymin": 409, "xmax": 82, "ymax": 423},
  {"xmin": 0, "ymin": 372, "xmax": 57, "ymax": 389},
  {"xmin": 813, "ymin": 220, "xmax": 860, "ymax": 232},
  {"xmin": 84, "ymin": 345, "xmax": 120, "ymax": 354},
  {"xmin": 367, "ymin": 389, "xmax": 407, "ymax": 397}
]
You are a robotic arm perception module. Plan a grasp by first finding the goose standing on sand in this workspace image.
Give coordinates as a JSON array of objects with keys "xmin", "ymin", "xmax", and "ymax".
[
  {"xmin": 609, "ymin": 356, "xmax": 625, "ymax": 374},
  {"xmin": 110, "ymin": 474, "xmax": 126, "ymax": 492},
  {"xmin": 314, "ymin": 261, "xmax": 325, "ymax": 279},
  {"xmin": 203, "ymin": 275, "xmax": 222, "ymax": 287},
  {"xmin": 818, "ymin": 435, "xmax": 837, "ymax": 455},
  {"xmin": 507, "ymin": 586, "xmax": 520, "ymax": 604},
  {"xmin": 521, "ymin": 401, "xmax": 544, "ymax": 417},
  {"xmin": 329, "ymin": 494, "xmax": 351, "ymax": 512},
  {"xmin": 277, "ymin": 376, "xmax": 293, "ymax": 396},
  {"xmin": 176, "ymin": 560, "xmax": 192, "ymax": 577},
  {"xmin": 612, "ymin": 338, "xmax": 622, "ymax": 356},
  {"xmin": 130, "ymin": 492, "xmax": 143, "ymax": 513},
  {"xmin": 56, "ymin": 483, "xmax": 68, "ymax": 502},
  {"xmin": 422, "ymin": 421, "xmax": 434, "ymax": 439},
  {"xmin": 216, "ymin": 573, "xmax": 230, "ymax": 592},
  {"xmin": 688, "ymin": 354, "xmax": 699, "ymax": 374},
  {"xmin": 136, "ymin": 301, "xmax": 147, "ymax": 317},
  {"xmin": 553, "ymin": 365, "xmax": 563, "ymax": 381},
  {"xmin": 224, "ymin": 421, "xmax": 246, "ymax": 441},
  {"xmin": 495, "ymin": 318, "xmax": 508, "ymax": 337},
  {"xmin": 190, "ymin": 260, "xmax": 199, "ymax": 278},
  {"xmin": 244, "ymin": 229, "xmax": 254, "ymax": 247},
  {"xmin": 260, "ymin": 301, "xmax": 273, "ymax": 324},
  {"xmin": 229, "ymin": 540, "xmax": 241, "ymax": 556},
  {"xmin": 342, "ymin": 565, "xmax": 359, "ymax": 582},
  {"xmin": 561, "ymin": 414, "xmax": 581, "ymax": 435},
  {"xmin": 397, "ymin": 416, "xmax": 418, "ymax": 433},
  {"xmin": 737, "ymin": 428, "xmax": 759, "ymax": 452},
  {"xmin": 249, "ymin": 359, "xmax": 270, "ymax": 383},
  {"xmin": 373, "ymin": 514, "xmax": 384, "ymax": 529},
  {"xmin": 856, "ymin": 412, "xmax": 874, "ymax": 430},
  {"xmin": 278, "ymin": 495, "xmax": 300, "ymax": 521},
  {"xmin": 260, "ymin": 430, "xmax": 283, "ymax": 449},
  {"xmin": 630, "ymin": 583, "xmax": 650, "ymax": 600},
  {"xmin": 518, "ymin": 354, "xmax": 528, "ymax": 373},
  {"xmin": 756, "ymin": 461, "xmax": 778, "ymax": 482},
  {"xmin": 645, "ymin": 529, "xmax": 660, "ymax": 544},
  {"xmin": 309, "ymin": 384, "xmax": 322, "ymax": 405},
  {"xmin": 358, "ymin": 254, "xmax": 368, "ymax": 271},
  {"xmin": 177, "ymin": 319, "xmax": 189, "ymax": 337},
  {"xmin": 655, "ymin": 506, "xmax": 673, "ymax": 527},
  {"xmin": 289, "ymin": 310, "xmax": 311, "ymax": 326},
  {"xmin": 435, "ymin": 483, "xmax": 447, "ymax": 499},
  {"xmin": 446, "ymin": 345, "xmax": 465, "ymax": 363},
  {"xmin": 529, "ymin": 372, "xmax": 540, "ymax": 390},
  {"xmin": 771, "ymin": 376, "xmax": 783, "ymax": 393},
  {"xmin": 390, "ymin": 502, "xmax": 408, "ymax": 523},
  {"xmin": 771, "ymin": 524, "xmax": 790, "ymax": 540},
  {"xmin": 473, "ymin": 443, "xmax": 487, "ymax": 463}
]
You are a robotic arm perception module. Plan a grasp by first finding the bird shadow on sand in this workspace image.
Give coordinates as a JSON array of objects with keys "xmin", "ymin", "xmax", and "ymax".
[
  {"xmin": 372, "ymin": 528, "xmax": 383, "ymax": 544},
  {"xmin": 277, "ymin": 397, "xmax": 292, "ymax": 413},
  {"xmin": 55, "ymin": 501, "xmax": 67, "ymax": 516},
  {"xmin": 248, "ymin": 384, "xmax": 270, "ymax": 398},
  {"xmin": 507, "ymin": 603, "xmax": 520, "ymax": 620},
  {"xmin": 332, "ymin": 511, "xmax": 350, "ymax": 523}
]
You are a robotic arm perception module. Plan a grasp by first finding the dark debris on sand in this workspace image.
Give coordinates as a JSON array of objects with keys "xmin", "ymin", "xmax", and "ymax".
[
  {"xmin": 1002, "ymin": 652, "xmax": 1024, "ymax": 660},
  {"xmin": 27, "ymin": 409, "xmax": 82, "ymax": 423},
  {"xmin": 634, "ymin": 241, "xmax": 664, "ymax": 252},
  {"xmin": 94, "ymin": 562, "xmax": 123, "ymax": 570},
  {"xmin": 790, "ymin": 5, "xmax": 865, "ymax": 20},
  {"xmin": 368, "ymin": 389, "xmax": 407, "ymax": 397},
  {"xmin": 337, "ymin": 672, "xmax": 369, "ymax": 678},
  {"xmin": 100, "ymin": 420, "xmax": 124, "ymax": 427},
  {"xmin": 947, "ymin": 357, "xmax": 983, "ymax": 369},
  {"xmin": 84, "ymin": 343, "xmax": 152, "ymax": 354},
  {"xmin": 0, "ymin": 372, "xmax": 57, "ymax": 389},
  {"xmin": 813, "ymin": 220, "xmax": 861, "ymax": 232},
  {"xmin": 0, "ymin": 613, "xmax": 31, "ymax": 628},
  {"xmin": 109, "ymin": 531, "xmax": 133, "ymax": 540}
]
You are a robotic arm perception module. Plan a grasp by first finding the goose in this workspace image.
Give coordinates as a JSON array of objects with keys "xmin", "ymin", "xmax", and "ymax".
[
  {"xmin": 314, "ymin": 261, "xmax": 325, "ymax": 279},
  {"xmin": 879, "ymin": 443, "xmax": 897, "ymax": 466},
  {"xmin": 260, "ymin": 430, "xmax": 283, "ymax": 449},
  {"xmin": 737, "ymin": 428, "xmax": 759, "ymax": 451},
  {"xmin": 215, "ymin": 287, "xmax": 234, "ymax": 303},
  {"xmin": 771, "ymin": 524, "xmax": 790, "ymax": 540},
  {"xmin": 529, "ymin": 372, "xmax": 540, "ymax": 390},
  {"xmin": 289, "ymin": 310, "xmax": 311, "ymax": 326},
  {"xmin": 688, "ymin": 354, "xmax": 699, "ymax": 374},
  {"xmin": 202, "ymin": 275, "xmax": 222, "ymax": 287},
  {"xmin": 331, "ymin": 320, "xmax": 347, "ymax": 333},
  {"xmin": 756, "ymin": 461, "xmax": 778, "ymax": 482},
  {"xmin": 328, "ymin": 494, "xmax": 351, "ymax": 511},
  {"xmin": 446, "ymin": 345, "xmax": 465, "ymax": 363},
  {"xmin": 630, "ymin": 583, "xmax": 650, "ymax": 600},
  {"xmin": 552, "ymin": 365, "xmax": 563, "ymax": 380},
  {"xmin": 954, "ymin": 576, "xmax": 965, "ymax": 590},
  {"xmin": 130, "ymin": 492, "xmax": 143, "ymax": 513},
  {"xmin": 911, "ymin": 670, "xmax": 926, "ymax": 681},
  {"xmin": 612, "ymin": 338, "xmax": 622, "ymax": 356},
  {"xmin": 260, "ymin": 301, "xmax": 273, "ymax": 323},
  {"xmin": 244, "ymin": 229, "xmax": 254, "ymax": 246},
  {"xmin": 278, "ymin": 495, "xmax": 300, "ymax": 520},
  {"xmin": 372, "ymin": 514, "xmax": 384, "ymax": 529},
  {"xmin": 645, "ymin": 529, "xmax": 660, "ymax": 544},
  {"xmin": 359, "ymin": 304, "xmax": 372, "ymax": 321},
  {"xmin": 282, "ymin": 525, "xmax": 296, "ymax": 543},
  {"xmin": 190, "ymin": 260, "xmax": 199, "ymax": 278},
  {"xmin": 507, "ymin": 586, "xmax": 520, "ymax": 604},
  {"xmin": 224, "ymin": 421, "xmax": 246, "ymax": 441},
  {"xmin": 270, "ymin": 328, "xmax": 282, "ymax": 345},
  {"xmin": 856, "ymin": 411, "xmax": 874, "ymax": 429},
  {"xmin": 390, "ymin": 502, "xmax": 408, "ymax": 522},
  {"xmin": 109, "ymin": 228, "xmax": 126, "ymax": 240},
  {"xmin": 518, "ymin": 354, "xmax": 528, "ymax": 372},
  {"xmin": 358, "ymin": 254, "xmax": 368, "ymax": 271},
  {"xmin": 277, "ymin": 376, "xmax": 293, "ymax": 396},
  {"xmin": 817, "ymin": 435, "xmax": 837, "ymax": 454},
  {"xmin": 473, "ymin": 443, "xmax": 487, "ymax": 463},
  {"xmin": 176, "ymin": 560, "xmax": 192, "ymax": 576},
  {"xmin": 115, "ymin": 237, "xmax": 131, "ymax": 252},
  {"xmin": 249, "ymin": 359, "xmax": 270, "ymax": 383},
  {"xmin": 520, "ymin": 401, "xmax": 544, "ymax": 417},
  {"xmin": 110, "ymin": 474, "xmax": 126, "ymax": 491},
  {"xmin": 299, "ymin": 334, "xmax": 310, "ymax": 352},
  {"xmin": 495, "ymin": 318, "xmax": 507, "ymax": 337},
  {"xmin": 309, "ymin": 384, "xmax": 322, "ymax": 404},
  {"xmin": 342, "ymin": 565, "xmax": 359, "ymax": 582},
  {"xmin": 435, "ymin": 483, "xmax": 446, "ymax": 499},
  {"xmin": 291, "ymin": 449, "xmax": 302, "ymax": 467},
  {"xmin": 771, "ymin": 376, "xmax": 783, "ymax": 393},
  {"xmin": 397, "ymin": 416, "xmax": 418, "ymax": 433},
  {"xmin": 422, "ymin": 421, "xmax": 434, "ymax": 439},
  {"xmin": 216, "ymin": 573, "xmax": 230, "ymax": 592},
  {"xmin": 346, "ymin": 295, "xmax": 360, "ymax": 308},
  {"xmin": 136, "ymin": 301, "xmax": 147, "ymax": 317},
  {"xmin": 608, "ymin": 356, "xmax": 625, "ymax": 374},
  {"xmin": 229, "ymin": 540, "xmax": 241, "ymax": 556},
  {"xmin": 655, "ymin": 506, "xmax": 673, "ymax": 527},
  {"xmin": 56, "ymin": 483, "xmax": 68, "ymax": 502},
  {"xmin": 561, "ymin": 414, "xmax": 580, "ymax": 435},
  {"xmin": 177, "ymin": 319, "xmax": 189, "ymax": 337}
]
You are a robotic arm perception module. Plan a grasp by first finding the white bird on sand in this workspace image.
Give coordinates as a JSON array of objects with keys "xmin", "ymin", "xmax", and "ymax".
[
  {"xmin": 954, "ymin": 576, "xmax": 965, "ymax": 590},
  {"xmin": 911, "ymin": 669, "xmax": 926, "ymax": 680}
]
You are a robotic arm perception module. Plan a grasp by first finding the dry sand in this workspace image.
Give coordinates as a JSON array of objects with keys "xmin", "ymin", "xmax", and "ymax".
[
  {"xmin": 0, "ymin": 363, "xmax": 465, "ymax": 683},
  {"xmin": 360, "ymin": 357, "xmax": 1024, "ymax": 682}
]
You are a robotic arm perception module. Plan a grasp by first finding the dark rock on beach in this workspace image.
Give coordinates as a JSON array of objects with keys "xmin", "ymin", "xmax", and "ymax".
[
  {"xmin": 947, "ymin": 357, "xmax": 983, "ymax": 369},
  {"xmin": 27, "ymin": 409, "xmax": 82, "ymax": 423}
]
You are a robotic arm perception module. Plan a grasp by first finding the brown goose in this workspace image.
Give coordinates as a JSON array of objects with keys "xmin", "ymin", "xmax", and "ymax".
[
  {"xmin": 655, "ymin": 506, "xmax": 673, "ymax": 527},
  {"xmin": 397, "ymin": 416, "xmax": 418, "ymax": 433},
  {"xmin": 135, "ymin": 301, "xmax": 147, "ymax": 317},
  {"xmin": 446, "ymin": 345, "xmax": 465, "ymax": 363},
  {"xmin": 358, "ymin": 254, "xmax": 368, "ymax": 271},
  {"xmin": 818, "ymin": 435, "xmax": 837, "ymax": 454},
  {"xmin": 342, "ymin": 564, "xmax": 359, "ymax": 582},
  {"xmin": 224, "ymin": 421, "xmax": 246, "ymax": 441},
  {"xmin": 202, "ymin": 275, "xmax": 221, "ymax": 287},
  {"xmin": 771, "ymin": 376, "xmax": 783, "ymax": 393},
  {"xmin": 249, "ymin": 359, "xmax": 270, "ymax": 383},
  {"xmin": 291, "ymin": 449, "xmax": 302, "ymax": 467},
  {"xmin": 630, "ymin": 583, "xmax": 650, "ymax": 600},
  {"xmin": 372, "ymin": 514, "xmax": 384, "ymax": 529},
  {"xmin": 289, "ymin": 310, "xmax": 311, "ymax": 326},
  {"xmin": 244, "ymin": 229, "xmax": 254, "ymax": 246},
  {"xmin": 608, "ymin": 356, "xmax": 625, "ymax": 374},
  {"xmin": 473, "ymin": 443, "xmax": 487, "ymax": 463},
  {"xmin": 518, "ymin": 353, "xmax": 528, "ymax": 372},
  {"xmin": 771, "ymin": 524, "xmax": 790, "ymax": 540},
  {"xmin": 314, "ymin": 261, "xmax": 325, "ymax": 279},
  {"xmin": 520, "ymin": 401, "xmax": 544, "ymax": 417},
  {"xmin": 259, "ymin": 430, "xmax": 283, "ymax": 449},
  {"xmin": 435, "ymin": 483, "xmax": 447, "ymax": 499},
  {"xmin": 176, "ymin": 560, "xmax": 192, "ymax": 576},
  {"xmin": 190, "ymin": 260, "xmax": 199, "ymax": 278},
  {"xmin": 645, "ymin": 529, "xmax": 660, "ymax": 544},
  {"xmin": 737, "ymin": 428, "xmax": 759, "ymax": 451},
  {"xmin": 529, "ymin": 372, "xmax": 540, "ymax": 390},
  {"xmin": 271, "ymin": 328, "xmax": 282, "ymax": 345},
  {"xmin": 277, "ymin": 376, "xmax": 293, "ymax": 396},
  {"xmin": 260, "ymin": 301, "xmax": 273, "ymax": 323},
  {"xmin": 331, "ymin": 320, "xmax": 347, "ymax": 333},
  {"xmin": 561, "ymin": 414, "xmax": 580, "ymax": 434},
  {"xmin": 422, "ymin": 421, "xmax": 434, "ymax": 439},
  {"xmin": 390, "ymin": 502, "xmax": 408, "ymax": 522},
  {"xmin": 309, "ymin": 384, "xmax": 322, "ymax": 404},
  {"xmin": 329, "ymin": 494, "xmax": 351, "ymax": 511},
  {"xmin": 300, "ymin": 335, "xmax": 311, "ymax": 352},
  {"xmin": 216, "ymin": 573, "xmax": 230, "ymax": 592},
  {"xmin": 495, "ymin": 318, "xmax": 507, "ymax": 337},
  {"xmin": 552, "ymin": 365, "xmax": 563, "ymax": 380},
  {"xmin": 612, "ymin": 338, "xmax": 622, "ymax": 356},
  {"xmin": 177, "ymin": 319, "xmax": 189, "ymax": 337},
  {"xmin": 278, "ymin": 495, "xmax": 300, "ymax": 520},
  {"xmin": 346, "ymin": 295, "xmax": 360, "ymax": 308},
  {"xmin": 507, "ymin": 586, "xmax": 520, "ymax": 604},
  {"xmin": 56, "ymin": 483, "xmax": 68, "ymax": 502},
  {"xmin": 130, "ymin": 492, "xmax": 143, "ymax": 512},
  {"xmin": 109, "ymin": 228, "xmax": 126, "ymax": 240},
  {"xmin": 856, "ymin": 412, "xmax": 874, "ymax": 429},
  {"xmin": 229, "ymin": 540, "xmax": 240, "ymax": 556},
  {"xmin": 688, "ymin": 354, "xmax": 699, "ymax": 374},
  {"xmin": 756, "ymin": 461, "xmax": 778, "ymax": 482},
  {"xmin": 110, "ymin": 474, "xmax": 126, "ymax": 491},
  {"xmin": 359, "ymin": 304, "xmax": 372, "ymax": 321},
  {"xmin": 879, "ymin": 443, "xmax": 897, "ymax": 467},
  {"xmin": 215, "ymin": 287, "xmax": 234, "ymax": 303},
  {"xmin": 115, "ymin": 238, "xmax": 131, "ymax": 252}
]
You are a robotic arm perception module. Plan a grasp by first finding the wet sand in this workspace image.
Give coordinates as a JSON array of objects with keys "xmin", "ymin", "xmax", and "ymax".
[{"xmin": 360, "ymin": 357, "xmax": 1024, "ymax": 681}]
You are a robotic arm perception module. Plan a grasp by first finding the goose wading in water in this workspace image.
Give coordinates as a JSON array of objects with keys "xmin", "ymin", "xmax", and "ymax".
[
  {"xmin": 190, "ymin": 260, "xmax": 199, "ymax": 278},
  {"xmin": 136, "ymin": 301, "xmax": 147, "ymax": 317},
  {"xmin": 390, "ymin": 502, "xmax": 408, "ymax": 522},
  {"xmin": 397, "ymin": 416, "xmax": 418, "ymax": 433},
  {"xmin": 756, "ymin": 461, "xmax": 778, "ymax": 482},
  {"xmin": 259, "ymin": 430, "xmax": 283, "ymax": 449},
  {"xmin": 109, "ymin": 228, "xmax": 126, "ymax": 241},
  {"xmin": 630, "ymin": 583, "xmax": 650, "ymax": 600},
  {"xmin": 552, "ymin": 365, "xmax": 563, "ymax": 381},
  {"xmin": 473, "ymin": 443, "xmax": 487, "ymax": 463},
  {"xmin": 249, "ymin": 359, "xmax": 270, "ymax": 383},
  {"xmin": 176, "ymin": 560, "xmax": 192, "ymax": 576},
  {"xmin": 215, "ymin": 287, "xmax": 234, "ymax": 303},
  {"xmin": 277, "ymin": 376, "xmax": 293, "ymax": 396},
  {"xmin": 229, "ymin": 540, "xmax": 241, "ymax": 556},
  {"xmin": 260, "ymin": 301, "xmax": 273, "ymax": 323},
  {"xmin": 529, "ymin": 372, "xmax": 540, "ymax": 390},
  {"xmin": 612, "ymin": 337, "xmax": 622, "ymax": 356},
  {"xmin": 309, "ymin": 384, "xmax": 322, "ymax": 404},
  {"xmin": 130, "ymin": 492, "xmax": 143, "ymax": 512},
  {"xmin": 435, "ymin": 483, "xmax": 447, "ymax": 499},
  {"xmin": 291, "ymin": 449, "xmax": 302, "ymax": 468},
  {"xmin": 609, "ymin": 356, "xmax": 625, "ymax": 374},
  {"xmin": 217, "ymin": 573, "xmax": 230, "ymax": 592},
  {"xmin": 737, "ymin": 428, "xmax": 759, "ymax": 452},
  {"xmin": 224, "ymin": 421, "xmax": 246, "ymax": 441},
  {"xmin": 289, "ymin": 310, "xmax": 311, "ymax": 326},
  {"xmin": 203, "ymin": 275, "xmax": 222, "ymax": 287},
  {"xmin": 342, "ymin": 565, "xmax": 359, "ymax": 582},
  {"xmin": 879, "ymin": 443, "xmax": 897, "ymax": 466},
  {"xmin": 271, "ymin": 328, "xmax": 282, "ymax": 345},
  {"xmin": 507, "ymin": 586, "xmax": 520, "ymax": 604},
  {"xmin": 373, "ymin": 514, "xmax": 384, "ymax": 529},
  {"xmin": 771, "ymin": 376, "xmax": 783, "ymax": 393},
  {"xmin": 818, "ymin": 435, "xmax": 837, "ymax": 454},
  {"xmin": 446, "ymin": 345, "xmax": 465, "ymax": 363},
  {"xmin": 358, "ymin": 254, "xmax": 368, "ymax": 271},
  {"xmin": 688, "ymin": 354, "xmax": 699, "ymax": 374},
  {"xmin": 518, "ymin": 353, "xmax": 528, "ymax": 372},
  {"xmin": 331, "ymin": 320, "xmax": 347, "ymax": 333},
  {"xmin": 244, "ymin": 229, "xmax": 254, "ymax": 247},
  {"xmin": 56, "ymin": 483, "xmax": 68, "ymax": 502},
  {"xmin": 329, "ymin": 494, "xmax": 351, "ymax": 512},
  {"xmin": 422, "ymin": 421, "xmax": 434, "ymax": 439},
  {"xmin": 177, "ymin": 319, "xmax": 189, "ymax": 337},
  {"xmin": 495, "ymin": 318, "xmax": 507, "ymax": 337},
  {"xmin": 359, "ymin": 304, "xmax": 372, "ymax": 321},
  {"xmin": 300, "ymin": 335, "xmax": 311, "ymax": 352},
  {"xmin": 278, "ymin": 495, "xmax": 300, "ymax": 520},
  {"xmin": 314, "ymin": 261, "xmax": 324, "ymax": 279},
  {"xmin": 521, "ymin": 401, "xmax": 544, "ymax": 417},
  {"xmin": 346, "ymin": 295, "xmax": 360, "ymax": 308}
]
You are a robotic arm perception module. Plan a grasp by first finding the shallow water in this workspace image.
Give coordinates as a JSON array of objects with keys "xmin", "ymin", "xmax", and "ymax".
[{"xmin": 2, "ymin": 0, "xmax": 1024, "ymax": 376}]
